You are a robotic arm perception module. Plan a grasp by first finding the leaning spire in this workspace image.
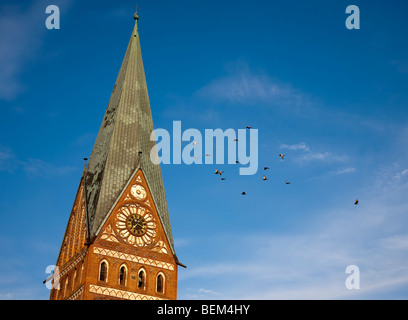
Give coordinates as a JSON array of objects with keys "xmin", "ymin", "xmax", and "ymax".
[{"xmin": 83, "ymin": 13, "xmax": 177, "ymax": 257}]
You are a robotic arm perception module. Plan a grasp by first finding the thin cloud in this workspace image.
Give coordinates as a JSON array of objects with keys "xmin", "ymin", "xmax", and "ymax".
[
  {"xmin": 0, "ymin": 146, "xmax": 16, "ymax": 171},
  {"xmin": 180, "ymin": 203, "xmax": 408, "ymax": 299},
  {"xmin": 0, "ymin": 147, "xmax": 14, "ymax": 162},
  {"xmin": 394, "ymin": 168, "xmax": 408, "ymax": 181},
  {"xmin": 0, "ymin": 2, "xmax": 46, "ymax": 100},
  {"xmin": 0, "ymin": 0, "xmax": 73, "ymax": 101},
  {"xmin": 179, "ymin": 161, "xmax": 408, "ymax": 300},
  {"xmin": 390, "ymin": 60, "xmax": 408, "ymax": 74},
  {"xmin": 298, "ymin": 151, "xmax": 348, "ymax": 163},
  {"xmin": 20, "ymin": 158, "xmax": 77, "ymax": 177},
  {"xmin": 379, "ymin": 234, "xmax": 408, "ymax": 250},
  {"xmin": 280, "ymin": 142, "xmax": 348, "ymax": 163},
  {"xmin": 196, "ymin": 63, "xmax": 305, "ymax": 106},
  {"xmin": 335, "ymin": 167, "xmax": 356, "ymax": 175},
  {"xmin": 374, "ymin": 162, "xmax": 408, "ymax": 192},
  {"xmin": 197, "ymin": 288, "xmax": 221, "ymax": 296},
  {"xmin": 279, "ymin": 142, "xmax": 310, "ymax": 151},
  {"xmin": 0, "ymin": 146, "xmax": 78, "ymax": 177},
  {"xmin": 181, "ymin": 287, "xmax": 222, "ymax": 299}
]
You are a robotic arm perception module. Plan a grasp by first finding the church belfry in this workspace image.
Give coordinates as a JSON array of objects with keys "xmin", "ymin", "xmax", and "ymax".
[{"xmin": 49, "ymin": 13, "xmax": 183, "ymax": 300}]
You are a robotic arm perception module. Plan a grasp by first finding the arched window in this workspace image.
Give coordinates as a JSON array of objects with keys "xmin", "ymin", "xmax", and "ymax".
[
  {"xmin": 80, "ymin": 262, "xmax": 84, "ymax": 284},
  {"xmin": 156, "ymin": 273, "xmax": 164, "ymax": 293},
  {"xmin": 57, "ymin": 277, "xmax": 64, "ymax": 299},
  {"xmin": 119, "ymin": 265, "xmax": 127, "ymax": 286},
  {"xmin": 72, "ymin": 270, "xmax": 77, "ymax": 291},
  {"xmin": 64, "ymin": 277, "xmax": 68, "ymax": 298},
  {"xmin": 99, "ymin": 261, "xmax": 108, "ymax": 282},
  {"xmin": 138, "ymin": 269, "xmax": 145, "ymax": 289}
]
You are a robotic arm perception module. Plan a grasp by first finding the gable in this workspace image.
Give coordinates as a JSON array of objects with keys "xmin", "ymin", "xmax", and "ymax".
[{"xmin": 94, "ymin": 169, "xmax": 173, "ymax": 258}]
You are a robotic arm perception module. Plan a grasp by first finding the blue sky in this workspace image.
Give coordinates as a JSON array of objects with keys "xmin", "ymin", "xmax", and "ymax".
[{"xmin": 1, "ymin": 0, "xmax": 408, "ymax": 299}]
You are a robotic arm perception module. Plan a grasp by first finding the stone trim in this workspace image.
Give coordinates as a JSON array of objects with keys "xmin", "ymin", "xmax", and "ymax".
[
  {"xmin": 93, "ymin": 247, "xmax": 174, "ymax": 271},
  {"xmin": 89, "ymin": 284, "xmax": 163, "ymax": 300}
]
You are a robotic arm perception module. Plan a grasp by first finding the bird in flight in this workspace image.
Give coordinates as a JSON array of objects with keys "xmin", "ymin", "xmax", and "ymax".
[
  {"xmin": 246, "ymin": 126, "xmax": 252, "ymax": 129},
  {"xmin": 354, "ymin": 198, "xmax": 359, "ymax": 205},
  {"xmin": 215, "ymin": 169, "xmax": 219, "ymax": 174},
  {"xmin": 279, "ymin": 154, "xmax": 285, "ymax": 160},
  {"xmin": 242, "ymin": 192, "xmax": 246, "ymax": 195},
  {"xmin": 263, "ymin": 175, "xmax": 268, "ymax": 180},
  {"xmin": 264, "ymin": 167, "xmax": 270, "ymax": 170},
  {"xmin": 221, "ymin": 178, "xmax": 226, "ymax": 180},
  {"xmin": 285, "ymin": 181, "xmax": 290, "ymax": 184}
]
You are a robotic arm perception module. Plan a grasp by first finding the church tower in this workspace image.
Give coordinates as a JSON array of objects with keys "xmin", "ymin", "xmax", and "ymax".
[{"xmin": 49, "ymin": 13, "xmax": 184, "ymax": 300}]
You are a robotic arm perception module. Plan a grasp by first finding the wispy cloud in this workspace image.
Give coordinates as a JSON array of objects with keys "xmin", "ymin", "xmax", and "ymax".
[
  {"xmin": 390, "ymin": 60, "xmax": 408, "ymax": 74},
  {"xmin": 373, "ymin": 161, "xmax": 408, "ymax": 193},
  {"xmin": 280, "ymin": 142, "xmax": 348, "ymax": 164},
  {"xmin": 0, "ymin": 147, "xmax": 14, "ymax": 162},
  {"xmin": 178, "ymin": 158, "xmax": 408, "ymax": 300},
  {"xmin": 20, "ymin": 158, "xmax": 77, "ymax": 177},
  {"xmin": 180, "ymin": 195, "xmax": 408, "ymax": 299},
  {"xmin": 0, "ymin": 146, "xmax": 16, "ymax": 172},
  {"xmin": 334, "ymin": 167, "xmax": 356, "ymax": 175},
  {"xmin": 197, "ymin": 288, "xmax": 220, "ymax": 294},
  {"xmin": 0, "ymin": 146, "xmax": 78, "ymax": 177},
  {"xmin": 181, "ymin": 287, "xmax": 222, "ymax": 299},
  {"xmin": 394, "ymin": 168, "xmax": 408, "ymax": 181},
  {"xmin": 298, "ymin": 151, "xmax": 348, "ymax": 163},
  {"xmin": 379, "ymin": 234, "xmax": 408, "ymax": 250},
  {"xmin": 279, "ymin": 142, "xmax": 310, "ymax": 151},
  {"xmin": 0, "ymin": 0, "xmax": 74, "ymax": 101},
  {"xmin": 196, "ymin": 63, "xmax": 305, "ymax": 107},
  {"xmin": 0, "ymin": 2, "xmax": 46, "ymax": 100}
]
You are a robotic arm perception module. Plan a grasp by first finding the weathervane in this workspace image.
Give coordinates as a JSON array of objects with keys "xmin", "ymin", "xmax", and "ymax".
[{"xmin": 134, "ymin": 5, "xmax": 139, "ymax": 20}]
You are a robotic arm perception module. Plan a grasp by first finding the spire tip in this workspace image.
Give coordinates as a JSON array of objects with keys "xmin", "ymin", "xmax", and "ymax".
[{"xmin": 134, "ymin": 4, "xmax": 140, "ymax": 20}]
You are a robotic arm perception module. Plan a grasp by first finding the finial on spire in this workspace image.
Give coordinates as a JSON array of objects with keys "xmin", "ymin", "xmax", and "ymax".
[{"xmin": 133, "ymin": 5, "xmax": 139, "ymax": 20}]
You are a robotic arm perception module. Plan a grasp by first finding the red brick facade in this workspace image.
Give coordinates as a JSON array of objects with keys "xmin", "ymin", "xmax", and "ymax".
[{"xmin": 50, "ymin": 169, "xmax": 178, "ymax": 300}]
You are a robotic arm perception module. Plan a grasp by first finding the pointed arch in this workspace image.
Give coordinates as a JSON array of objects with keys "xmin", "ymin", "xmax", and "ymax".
[
  {"xmin": 64, "ymin": 277, "xmax": 69, "ymax": 298},
  {"xmin": 72, "ymin": 269, "xmax": 77, "ymax": 291},
  {"xmin": 137, "ymin": 267, "xmax": 146, "ymax": 290},
  {"xmin": 99, "ymin": 260, "xmax": 109, "ymax": 282},
  {"xmin": 156, "ymin": 272, "xmax": 165, "ymax": 294},
  {"xmin": 119, "ymin": 264, "xmax": 128, "ymax": 286}
]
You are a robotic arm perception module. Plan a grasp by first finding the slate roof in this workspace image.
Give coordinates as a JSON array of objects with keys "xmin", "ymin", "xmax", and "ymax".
[{"xmin": 83, "ymin": 16, "xmax": 177, "ymax": 258}]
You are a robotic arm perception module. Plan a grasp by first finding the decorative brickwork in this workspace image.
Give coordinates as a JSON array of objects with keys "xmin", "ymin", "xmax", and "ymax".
[
  {"xmin": 93, "ymin": 247, "xmax": 175, "ymax": 271},
  {"xmin": 89, "ymin": 285, "xmax": 163, "ymax": 300}
]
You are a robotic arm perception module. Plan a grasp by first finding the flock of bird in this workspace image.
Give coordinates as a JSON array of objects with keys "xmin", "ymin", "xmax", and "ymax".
[
  {"xmin": 207, "ymin": 125, "xmax": 292, "ymax": 196},
  {"xmin": 208, "ymin": 126, "xmax": 359, "ymax": 205},
  {"xmin": 213, "ymin": 151, "xmax": 290, "ymax": 196}
]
